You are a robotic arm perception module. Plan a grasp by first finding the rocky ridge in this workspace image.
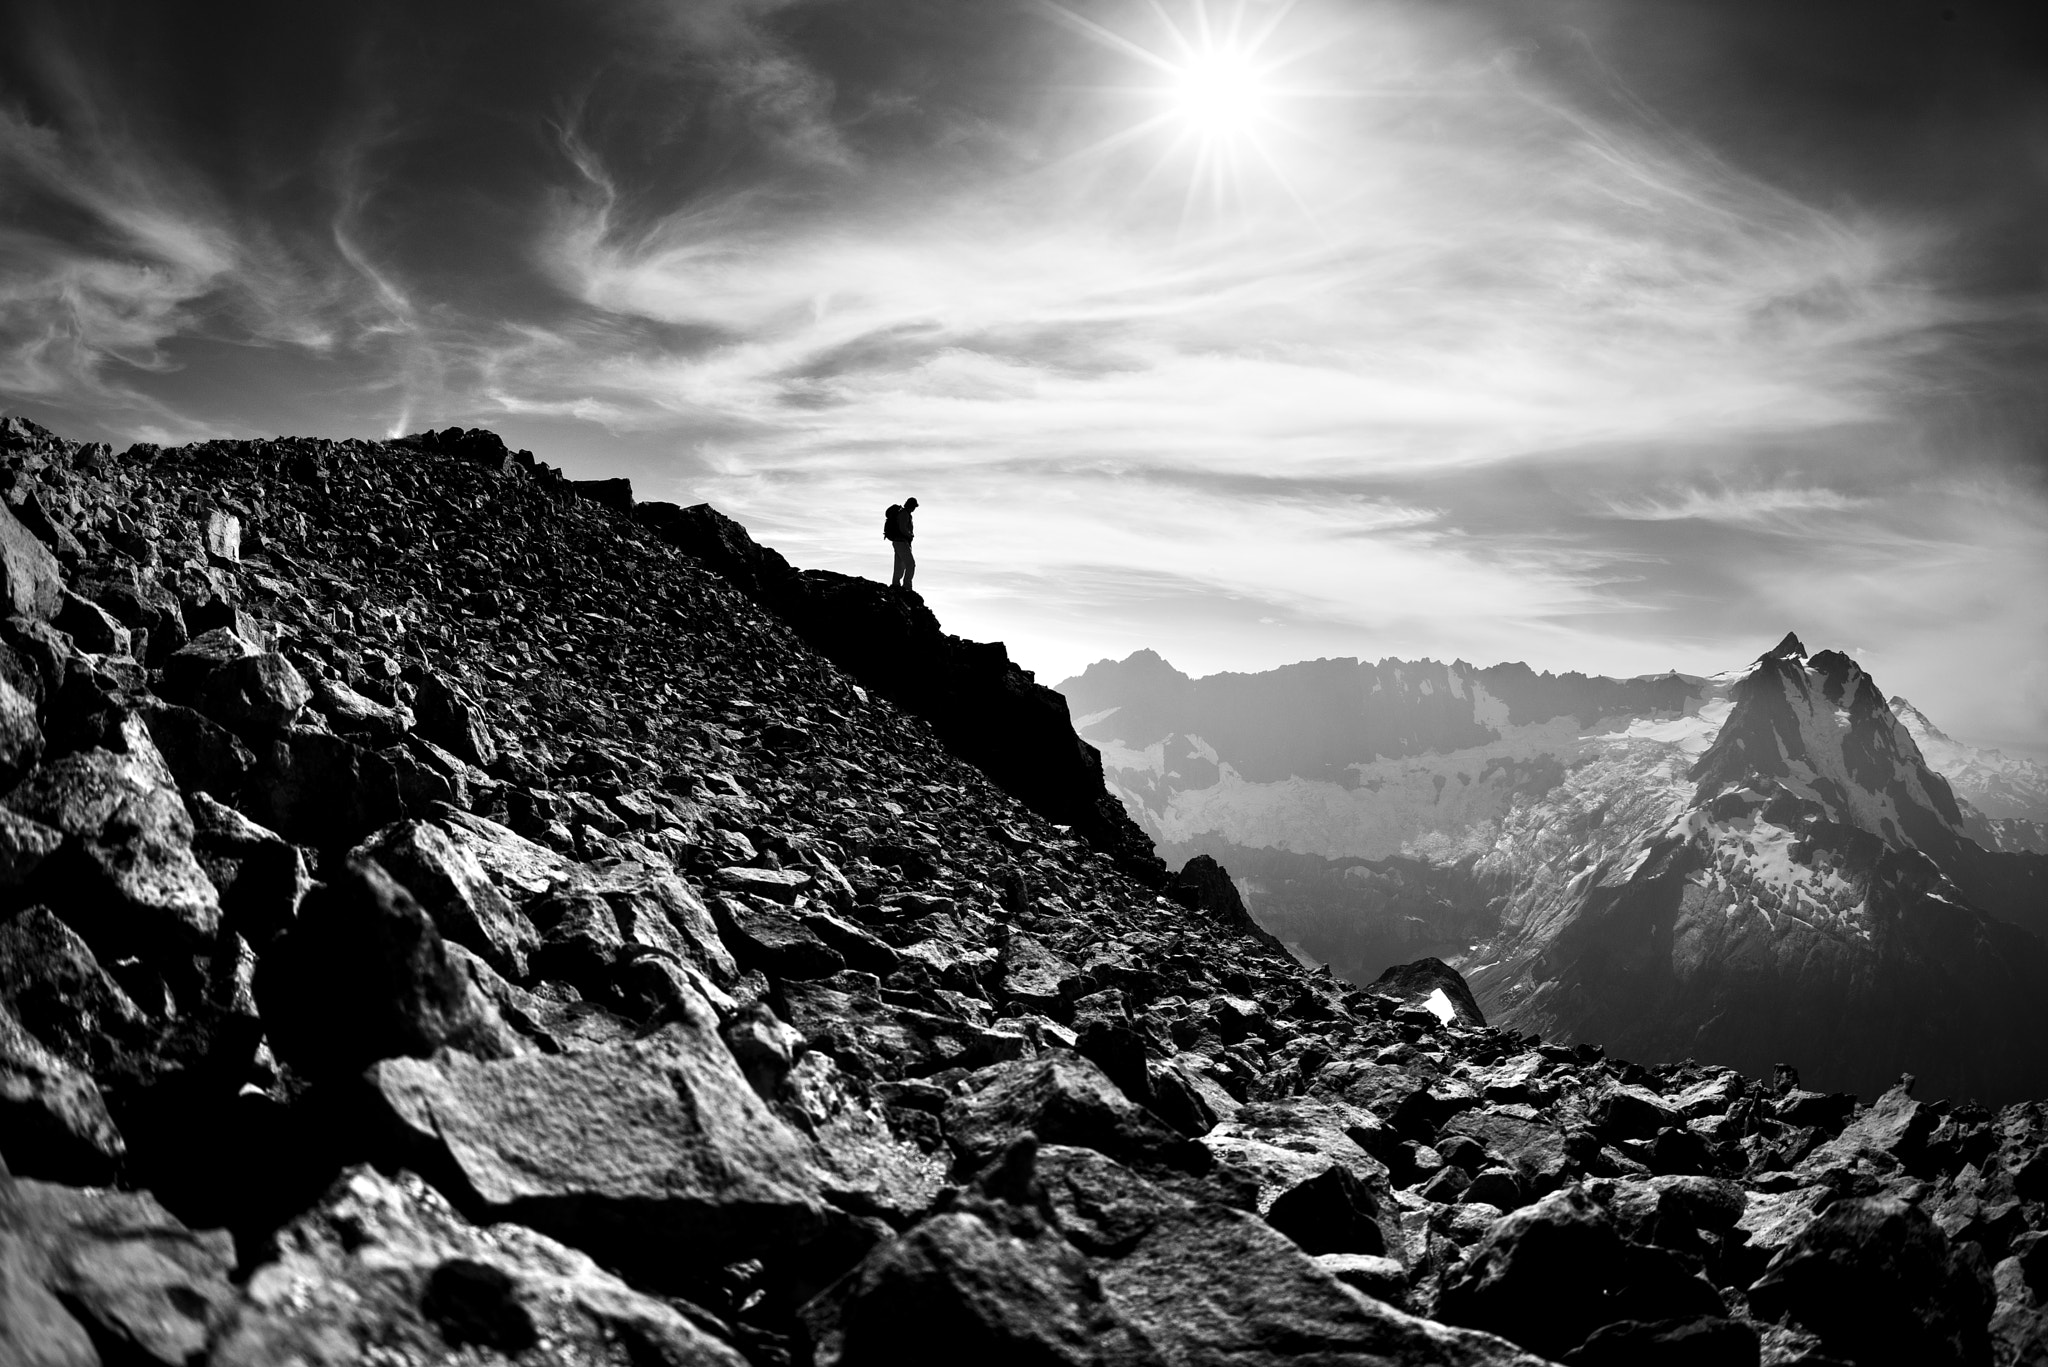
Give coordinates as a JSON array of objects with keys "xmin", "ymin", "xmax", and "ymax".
[{"xmin": 0, "ymin": 414, "xmax": 2045, "ymax": 1365}]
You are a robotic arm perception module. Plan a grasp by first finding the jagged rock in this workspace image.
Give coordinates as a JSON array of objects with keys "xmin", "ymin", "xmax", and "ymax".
[
  {"xmin": 308, "ymin": 672, "xmax": 411, "ymax": 743},
  {"xmin": 0, "ymin": 1001, "xmax": 124, "ymax": 1183},
  {"xmin": 0, "ymin": 674, "xmax": 41, "ymax": 788},
  {"xmin": 0, "ymin": 906, "xmax": 149, "ymax": 1071},
  {"xmin": 944, "ymin": 1051, "xmax": 1211, "ymax": 1176},
  {"xmin": 0, "ymin": 805, "xmax": 62, "ymax": 885},
  {"xmin": 186, "ymin": 793, "xmax": 307, "ymax": 946},
  {"xmin": 134, "ymin": 697, "xmax": 255, "ymax": 799},
  {"xmin": 244, "ymin": 723, "xmax": 404, "ymax": 844},
  {"xmin": 0, "ymin": 496, "xmax": 63, "ymax": 621},
  {"xmin": 715, "ymin": 894, "xmax": 847, "ymax": 979},
  {"xmin": 161, "ymin": 626, "xmax": 260, "ymax": 702},
  {"xmin": 203, "ymin": 509, "xmax": 240, "ymax": 564},
  {"xmin": 718, "ymin": 864, "xmax": 811, "ymax": 904},
  {"xmin": 426, "ymin": 803, "xmax": 572, "ymax": 903},
  {"xmin": 16, "ymin": 490, "xmax": 86, "ymax": 564},
  {"xmin": 1169, "ymin": 853, "xmax": 1292, "ymax": 960},
  {"xmin": 365, "ymin": 992, "xmax": 829, "ymax": 1280},
  {"xmin": 412, "ymin": 669, "xmax": 497, "ymax": 768},
  {"xmin": 1438, "ymin": 1108, "xmax": 1572, "ymax": 1194},
  {"xmin": 0, "ymin": 1173, "xmax": 237, "ymax": 1366},
  {"xmin": 1001, "ymin": 933, "xmax": 1081, "ymax": 1011},
  {"xmin": 801, "ymin": 1184, "xmax": 1158, "ymax": 1366},
  {"xmin": 193, "ymin": 651, "xmax": 311, "ymax": 739},
  {"xmin": 56, "ymin": 589, "xmax": 129, "ymax": 655},
  {"xmin": 5, "ymin": 745, "xmax": 222, "ymax": 960},
  {"xmin": 355, "ymin": 817, "xmax": 540, "ymax": 980},
  {"xmin": 1435, "ymin": 1185, "xmax": 1724, "ymax": 1359},
  {"xmin": 1028, "ymin": 1143, "xmax": 1552, "ymax": 1366},
  {"xmin": 257, "ymin": 858, "xmax": 520, "ymax": 1078},
  {"xmin": 210, "ymin": 1166, "xmax": 748, "ymax": 1367},
  {"xmin": 1201, "ymin": 1099, "xmax": 1403, "ymax": 1257},
  {"xmin": 1369, "ymin": 958, "xmax": 1488, "ymax": 1028},
  {"xmin": 1747, "ymin": 1193, "xmax": 1993, "ymax": 1367},
  {"xmin": 2, "ymin": 417, "xmax": 2039, "ymax": 1363},
  {"xmin": 1561, "ymin": 1316, "xmax": 1760, "ymax": 1366}
]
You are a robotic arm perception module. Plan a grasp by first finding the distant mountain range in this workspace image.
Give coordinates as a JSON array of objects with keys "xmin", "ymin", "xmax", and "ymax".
[{"xmin": 1058, "ymin": 635, "xmax": 2048, "ymax": 1102}]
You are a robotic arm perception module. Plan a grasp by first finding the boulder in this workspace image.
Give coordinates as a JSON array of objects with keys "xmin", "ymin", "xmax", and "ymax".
[
  {"xmin": 944, "ymin": 1051, "xmax": 1212, "ymax": 1176},
  {"xmin": 1435, "ymin": 1184, "xmax": 1723, "ymax": 1359},
  {"xmin": 803, "ymin": 1191, "xmax": 1160, "ymax": 1367},
  {"xmin": 0, "ymin": 805, "xmax": 62, "ymax": 886},
  {"xmin": 1000, "ymin": 933, "xmax": 1081, "ymax": 1011},
  {"xmin": 0, "ymin": 497, "xmax": 64, "ymax": 621},
  {"xmin": 5, "ymin": 747, "xmax": 222, "ymax": 960},
  {"xmin": 0, "ymin": 905, "xmax": 149, "ymax": 1070},
  {"xmin": 0, "ymin": 672, "xmax": 41, "ymax": 785},
  {"xmin": 412, "ymin": 670, "xmax": 497, "ymax": 768},
  {"xmin": 186, "ymin": 793, "xmax": 307, "ymax": 946},
  {"xmin": 714, "ymin": 894, "xmax": 846, "ymax": 979},
  {"xmin": 161, "ymin": 626, "xmax": 260, "ymax": 703},
  {"xmin": 0, "ymin": 1173, "xmax": 236, "ymax": 1366},
  {"xmin": 134, "ymin": 697, "xmax": 255, "ymax": 800},
  {"xmin": 365, "ymin": 993, "xmax": 828, "ymax": 1278},
  {"xmin": 1030, "ymin": 1143, "xmax": 1552, "ymax": 1366},
  {"xmin": 209, "ymin": 1166, "xmax": 749, "ymax": 1367},
  {"xmin": 0, "ymin": 1001, "xmax": 124, "ymax": 1183},
  {"xmin": 1368, "ymin": 958, "xmax": 1488, "ymax": 1028},
  {"xmin": 244, "ymin": 724, "xmax": 404, "ymax": 846},
  {"xmin": 1746, "ymin": 1193, "xmax": 1994, "ymax": 1367},
  {"xmin": 256, "ymin": 858, "xmax": 520, "ymax": 1079},
  {"xmin": 56, "ymin": 589, "xmax": 129, "ymax": 655},
  {"xmin": 1437, "ymin": 1108, "xmax": 1573, "ymax": 1194},
  {"xmin": 354, "ymin": 818, "xmax": 539, "ymax": 980},
  {"xmin": 193, "ymin": 651, "xmax": 311, "ymax": 739}
]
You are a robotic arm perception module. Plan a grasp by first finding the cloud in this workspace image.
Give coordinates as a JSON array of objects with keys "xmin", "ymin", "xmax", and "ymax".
[
  {"xmin": 1599, "ymin": 484, "xmax": 1863, "ymax": 528},
  {"xmin": 1, "ymin": 0, "xmax": 2044, "ymax": 746}
]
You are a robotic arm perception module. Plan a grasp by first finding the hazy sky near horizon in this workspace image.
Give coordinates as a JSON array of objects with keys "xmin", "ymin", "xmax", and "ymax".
[{"xmin": 4, "ymin": 0, "xmax": 2047, "ymax": 747}]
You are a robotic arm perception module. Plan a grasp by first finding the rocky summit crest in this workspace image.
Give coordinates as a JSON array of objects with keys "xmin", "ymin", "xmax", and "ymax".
[{"xmin": 2, "ymin": 414, "xmax": 2046, "ymax": 1366}]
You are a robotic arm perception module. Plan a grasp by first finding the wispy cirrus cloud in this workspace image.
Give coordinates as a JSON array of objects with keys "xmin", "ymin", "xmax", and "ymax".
[{"xmin": 1, "ymin": 0, "xmax": 2044, "ymax": 746}]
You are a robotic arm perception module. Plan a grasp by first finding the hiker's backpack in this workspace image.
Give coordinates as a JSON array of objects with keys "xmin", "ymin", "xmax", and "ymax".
[{"xmin": 883, "ymin": 504, "xmax": 902, "ymax": 540}]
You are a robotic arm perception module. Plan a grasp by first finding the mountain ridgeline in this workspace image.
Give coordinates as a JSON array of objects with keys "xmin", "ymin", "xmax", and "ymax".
[
  {"xmin": 8, "ymin": 413, "xmax": 2048, "ymax": 1366},
  {"xmin": 1059, "ymin": 635, "xmax": 2048, "ymax": 1105}
]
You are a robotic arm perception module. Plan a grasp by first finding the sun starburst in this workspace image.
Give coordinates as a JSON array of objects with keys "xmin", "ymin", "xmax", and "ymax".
[{"xmin": 1040, "ymin": 0, "xmax": 1320, "ymax": 225}]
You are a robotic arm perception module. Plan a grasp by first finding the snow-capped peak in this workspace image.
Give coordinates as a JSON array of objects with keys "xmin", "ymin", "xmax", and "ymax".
[{"xmin": 1689, "ymin": 639, "xmax": 1966, "ymax": 852}]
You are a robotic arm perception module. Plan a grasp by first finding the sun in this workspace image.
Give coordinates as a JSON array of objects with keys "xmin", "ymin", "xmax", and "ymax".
[
  {"xmin": 1040, "ymin": 0, "xmax": 1319, "ymax": 218},
  {"xmin": 1167, "ymin": 46, "xmax": 1273, "ymax": 138}
]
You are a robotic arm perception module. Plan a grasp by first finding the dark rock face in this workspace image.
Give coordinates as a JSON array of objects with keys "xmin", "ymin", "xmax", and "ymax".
[
  {"xmin": 1747, "ymin": 1194, "xmax": 1993, "ymax": 1366},
  {"xmin": 637, "ymin": 502, "xmax": 1164, "ymax": 884},
  {"xmin": 1369, "ymin": 957, "xmax": 1488, "ymax": 1027},
  {"xmin": 0, "ymin": 411, "xmax": 2040, "ymax": 1366},
  {"xmin": 257, "ymin": 858, "xmax": 518, "ymax": 1079}
]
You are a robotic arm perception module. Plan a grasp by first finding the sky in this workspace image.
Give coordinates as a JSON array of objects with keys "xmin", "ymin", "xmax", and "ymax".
[{"xmin": 3, "ymin": 0, "xmax": 2046, "ymax": 752}]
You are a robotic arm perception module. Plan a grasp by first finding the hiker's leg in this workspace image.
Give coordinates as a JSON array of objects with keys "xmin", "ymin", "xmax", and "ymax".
[
  {"xmin": 891, "ymin": 540, "xmax": 909, "ymax": 588},
  {"xmin": 903, "ymin": 544, "xmax": 915, "ymax": 591}
]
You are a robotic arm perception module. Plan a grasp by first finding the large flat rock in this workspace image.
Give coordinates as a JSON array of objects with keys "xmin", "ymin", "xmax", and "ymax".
[{"xmin": 368, "ymin": 993, "xmax": 828, "ymax": 1277}]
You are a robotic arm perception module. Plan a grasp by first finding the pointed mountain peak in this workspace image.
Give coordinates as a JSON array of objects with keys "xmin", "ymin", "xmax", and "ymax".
[
  {"xmin": 1759, "ymin": 631, "xmax": 1806, "ymax": 662},
  {"xmin": 1890, "ymin": 695, "xmax": 1953, "ymax": 744}
]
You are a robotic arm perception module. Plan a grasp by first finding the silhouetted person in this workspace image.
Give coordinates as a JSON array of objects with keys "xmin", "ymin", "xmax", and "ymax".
[{"xmin": 884, "ymin": 496, "xmax": 918, "ymax": 592}]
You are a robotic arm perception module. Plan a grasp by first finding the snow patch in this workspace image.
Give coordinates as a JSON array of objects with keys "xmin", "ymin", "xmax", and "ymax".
[
  {"xmin": 1423, "ymin": 988, "xmax": 1456, "ymax": 1024},
  {"xmin": 1599, "ymin": 697, "xmax": 1733, "ymax": 757},
  {"xmin": 1073, "ymin": 706, "xmax": 1121, "ymax": 731},
  {"xmin": 1469, "ymin": 680, "xmax": 1511, "ymax": 730}
]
